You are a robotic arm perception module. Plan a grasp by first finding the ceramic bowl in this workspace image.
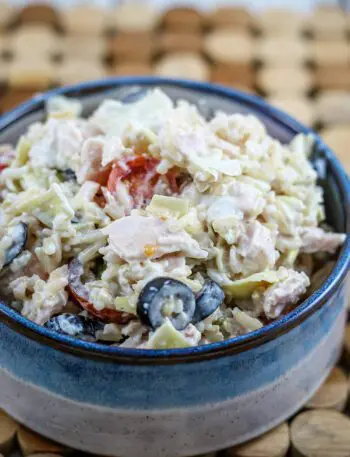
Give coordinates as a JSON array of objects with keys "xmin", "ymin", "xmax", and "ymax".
[{"xmin": 0, "ymin": 78, "xmax": 349, "ymax": 457}]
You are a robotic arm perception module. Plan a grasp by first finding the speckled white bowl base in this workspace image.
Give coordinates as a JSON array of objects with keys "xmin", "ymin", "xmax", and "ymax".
[{"xmin": 0, "ymin": 308, "xmax": 345, "ymax": 457}]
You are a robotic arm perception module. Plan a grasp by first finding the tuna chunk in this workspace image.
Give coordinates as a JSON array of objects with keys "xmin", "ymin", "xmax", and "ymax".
[
  {"xmin": 300, "ymin": 227, "xmax": 346, "ymax": 254},
  {"xmin": 102, "ymin": 215, "xmax": 208, "ymax": 262},
  {"xmin": 29, "ymin": 119, "xmax": 94, "ymax": 171},
  {"xmin": 230, "ymin": 221, "xmax": 279, "ymax": 276},
  {"xmin": 260, "ymin": 268, "xmax": 310, "ymax": 319},
  {"xmin": 77, "ymin": 136, "xmax": 125, "ymax": 184}
]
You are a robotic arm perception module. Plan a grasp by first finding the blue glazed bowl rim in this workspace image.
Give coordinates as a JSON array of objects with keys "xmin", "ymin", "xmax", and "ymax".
[{"xmin": 0, "ymin": 76, "xmax": 349, "ymax": 364}]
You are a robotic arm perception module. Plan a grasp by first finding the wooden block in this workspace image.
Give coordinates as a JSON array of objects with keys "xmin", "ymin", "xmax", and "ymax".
[
  {"xmin": 314, "ymin": 67, "xmax": 350, "ymax": 91},
  {"xmin": 0, "ymin": 59, "xmax": 9, "ymax": 84},
  {"xmin": 154, "ymin": 52, "xmax": 209, "ymax": 82},
  {"xmin": 108, "ymin": 33, "xmax": 154, "ymax": 62},
  {"xmin": 56, "ymin": 60, "xmax": 106, "ymax": 86},
  {"xmin": 61, "ymin": 6, "xmax": 107, "ymax": 35},
  {"xmin": 256, "ymin": 8, "xmax": 305, "ymax": 36},
  {"xmin": 0, "ymin": 89, "xmax": 37, "ymax": 113},
  {"xmin": 257, "ymin": 67, "xmax": 312, "ymax": 97},
  {"xmin": 17, "ymin": 4, "xmax": 60, "ymax": 28},
  {"xmin": 157, "ymin": 31, "xmax": 203, "ymax": 54},
  {"xmin": 7, "ymin": 26, "xmax": 59, "ymax": 59},
  {"xmin": 305, "ymin": 367, "xmax": 348, "ymax": 412},
  {"xmin": 61, "ymin": 35, "xmax": 106, "ymax": 60},
  {"xmin": 0, "ymin": 3, "xmax": 15, "ymax": 30},
  {"xmin": 8, "ymin": 61, "xmax": 55, "ymax": 89},
  {"xmin": 344, "ymin": 324, "xmax": 350, "ymax": 361},
  {"xmin": 290, "ymin": 410, "xmax": 350, "ymax": 457},
  {"xmin": 267, "ymin": 96, "xmax": 314, "ymax": 126},
  {"xmin": 320, "ymin": 125, "xmax": 350, "ymax": 174},
  {"xmin": 307, "ymin": 7, "xmax": 347, "ymax": 40},
  {"xmin": 211, "ymin": 63, "xmax": 254, "ymax": 88},
  {"xmin": 208, "ymin": 7, "xmax": 252, "ymax": 30},
  {"xmin": 204, "ymin": 30, "xmax": 253, "ymax": 64},
  {"xmin": 111, "ymin": 62, "xmax": 153, "ymax": 76},
  {"xmin": 162, "ymin": 7, "xmax": 203, "ymax": 31},
  {"xmin": 310, "ymin": 41, "xmax": 350, "ymax": 67},
  {"xmin": 0, "ymin": 410, "xmax": 18, "ymax": 455},
  {"xmin": 227, "ymin": 422, "xmax": 290, "ymax": 457},
  {"xmin": 111, "ymin": 2, "xmax": 160, "ymax": 33},
  {"xmin": 18, "ymin": 426, "xmax": 67, "ymax": 457},
  {"xmin": 314, "ymin": 91, "xmax": 350, "ymax": 126},
  {"xmin": 255, "ymin": 38, "xmax": 309, "ymax": 65}
]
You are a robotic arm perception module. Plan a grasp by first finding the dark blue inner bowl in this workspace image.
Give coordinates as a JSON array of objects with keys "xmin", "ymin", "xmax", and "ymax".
[{"xmin": 0, "ymin": 77, "xmax": 349, "ymax": 363}]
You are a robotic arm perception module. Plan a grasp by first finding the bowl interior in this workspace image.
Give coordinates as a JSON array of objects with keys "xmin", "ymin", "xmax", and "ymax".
[{"xmin": 0, "ymin": 78, "xmax": 348, "ymax": 360}]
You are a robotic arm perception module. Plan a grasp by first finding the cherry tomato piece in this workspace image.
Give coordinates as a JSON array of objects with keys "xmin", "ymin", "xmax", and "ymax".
[{"xmin": 67, "ymin": 259, "xmax": 134, "ymax": 325}]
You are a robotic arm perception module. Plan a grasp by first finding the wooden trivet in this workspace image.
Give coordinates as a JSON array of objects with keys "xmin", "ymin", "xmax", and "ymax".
[
  {"xmin": 255, "ymin": 8, "xmax": 305, "ymax": 36},
  {"xmin": 61, "ymin": 35, "xmax": 106, "ymax": 61},
  {"xmin": 314, "ymin": 91, "xmax": 350, "ymax": 126},
  {"xmin": 257, "ymin": 67, "xmax": 312, "ymax": 97},
  {"xmin": 290, "ymin": 410, "xmax": 350, "ymax": 457},
  {"xmin": 306, "ymin": 7, "xmax": 347, "ymax": 40},
  {"xmin": 204, "ymin": 30, "xmax": 253, "ymax": 65},
  {"xmin": 17, "ymin": 427, "xmax": 66, "ymax": 457},
  {"xmin": 255, "ymin": 38, "xmax": 309, "ymax": 65},
  {"xmin": 0, "ymin": 410, "xmax": 18, "ymax": 455},
  {"xmin": 56, "ymin": 59, "xmax": 106, "ymax": 86},
  {"xmin": 211, "ymin": 63, "xmax": 254, "ymax": 91},
  {"xmin": 7, "ymin": 60, "xmax": 55, "ymax": 90},
  {"xmin": 305, "ymin": 367, "xmax": 348, "ymax": 412},
  {"xmin": 16, "ymin": 4, "xmax": 60, "ymax": 29},
  {"xmin": 0, "ymin": 3, "xmax": 14, "ymax": 30},
  {"xmin": 7, "ymin": 25, "xmax": 59, "ymax": 60},
  {"xmin": 111, "ymin": 2, "xmax": 160, "ymax": 34},
  {"xmin": 162, "ymin": 7, "xmax": 203, "ymax": 32},
  {"xmin": 314, "ymin": 66, "xmax": 350, "ymax": 91},
  {"xmin": 154, "ymin": 52, "xmax": 209, "ymax": 81},
  {"xmin": 108, "ymin": 32, "xmax": 154, "ymax": 63},
  {"xmin": 61, "ymin": 6, "xmax": 107, "ymax": 36},
  {"xmin": 320, "ymin": 125, "xmax": 350, "ymax": 173},
  {"xmin": 310, "ymin": 41, "xmax": 350, "ymax": 66},
  {"xmin": 111, "ymin": 62, "xmax": 153, "ymax": 77},
  {"xmin": 157, "ymin": 31, "xmax": 203, "ymax": 54},
  {"xmin": 227, "ymin": 422, "xmax": 290, "ymax": 457},
  {"xmin": 267, "ymin": 97, "xmax": 314, "ymax": 126},
  {"xmin": 208, "ymin": 7, "xmax": 253, "ymax": 30}
]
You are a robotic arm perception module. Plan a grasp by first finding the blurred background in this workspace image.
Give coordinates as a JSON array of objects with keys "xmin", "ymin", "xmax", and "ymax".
[{"xmin": 0, "ymin": 0, "xmax": 349, "ymax": 173}]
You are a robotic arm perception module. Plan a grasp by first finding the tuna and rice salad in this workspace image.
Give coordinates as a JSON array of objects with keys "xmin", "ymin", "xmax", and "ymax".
[{"xmin": 0, "ymin": 89, "xmax": 346, "ymax": 349}]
